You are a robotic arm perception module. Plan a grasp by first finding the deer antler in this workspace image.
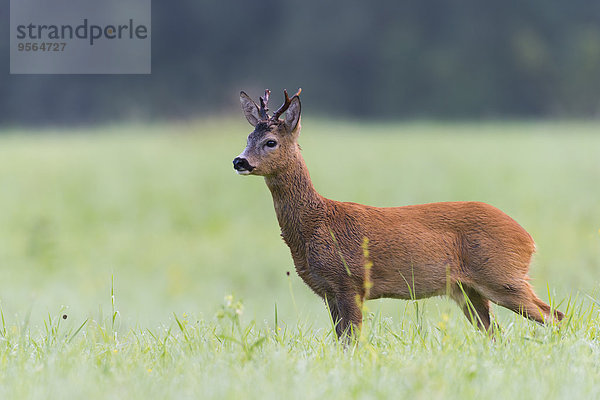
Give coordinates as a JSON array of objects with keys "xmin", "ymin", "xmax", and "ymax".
[
  {"xmin": 272, "ymin": 88, "xmax": 302, "ymax": 120},
  {"xmin": 258, "ymin": 89, "xmax": 271, "ymax": 120}
]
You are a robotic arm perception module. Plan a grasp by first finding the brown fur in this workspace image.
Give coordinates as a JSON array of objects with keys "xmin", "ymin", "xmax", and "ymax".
[{"xmin": 235, "ymin": 90, "xmax": 564, "ymax": 337}]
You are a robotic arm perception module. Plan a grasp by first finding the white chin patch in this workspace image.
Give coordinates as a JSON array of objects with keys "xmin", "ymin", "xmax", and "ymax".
[{"xmin": 236, "ymin": 170, "xmax": 251, "ymax": 175}]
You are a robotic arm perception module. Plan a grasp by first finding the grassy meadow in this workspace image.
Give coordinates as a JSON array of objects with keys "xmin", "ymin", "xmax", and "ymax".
[{"xmin": 0, "ymin": 119, "xmax": 599, "ymax": 398}]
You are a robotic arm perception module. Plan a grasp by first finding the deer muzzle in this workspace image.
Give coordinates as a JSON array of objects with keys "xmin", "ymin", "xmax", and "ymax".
[{"xmin": 233, "ymin": 157, "xmax": 254, "ymax": 174}]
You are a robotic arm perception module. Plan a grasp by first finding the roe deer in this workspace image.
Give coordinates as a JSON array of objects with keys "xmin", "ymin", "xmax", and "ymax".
[{"xmin": 233, "ymin": 89, "xmax": 564, "ymax": 338}]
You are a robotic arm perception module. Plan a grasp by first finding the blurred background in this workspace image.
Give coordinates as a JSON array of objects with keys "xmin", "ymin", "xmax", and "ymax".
[
  {"xmin": 0, "ymin": 1, "xmax": 598, "ymax": 331},
  {"xmin": 1, "ymin": 0, "xmax": 600, "ymax": 125}
]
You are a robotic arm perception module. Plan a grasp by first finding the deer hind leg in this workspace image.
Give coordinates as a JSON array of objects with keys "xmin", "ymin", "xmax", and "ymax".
[
  {"xmin": 450, "ymin": 284, "xmax": 492, "ymax": 332},
  {"xmin": 326, "ymin": 294, "xmax": 363, "ymax": 339},
  {"xmin": 479, "ymin": 280, "xmax": 564, "ymax": 324}
]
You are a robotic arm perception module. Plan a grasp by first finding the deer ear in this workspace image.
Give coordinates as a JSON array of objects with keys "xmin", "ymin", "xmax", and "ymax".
[
  {"xmin": 284, "ymin": 96, "xmax": 301, "ymax": 134},
  {"xmin": 240, "ymin": 91, "xmax": 261, "ymax": 126}
]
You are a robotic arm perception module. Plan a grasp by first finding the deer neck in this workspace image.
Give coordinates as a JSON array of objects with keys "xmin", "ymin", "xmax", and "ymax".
[{"xmin": 264, "ymin": 153, "xmax": 324, "ymax": 248}]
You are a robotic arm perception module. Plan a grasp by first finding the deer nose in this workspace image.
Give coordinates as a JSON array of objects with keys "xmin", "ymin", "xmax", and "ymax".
[{"xmin": 233, "ymin": 157, "xmax": 253, "ymax": 171}]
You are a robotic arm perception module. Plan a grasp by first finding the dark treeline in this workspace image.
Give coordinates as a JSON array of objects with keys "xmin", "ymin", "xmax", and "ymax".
[{"xmin": 1, "ymin": 0, "xmax": 600, "ymax": 125}]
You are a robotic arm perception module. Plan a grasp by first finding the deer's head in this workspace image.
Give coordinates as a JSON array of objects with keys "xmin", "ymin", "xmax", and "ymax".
[{"xmin": 233, "ymin": 89, "xmax": 302, "ymax": 176}]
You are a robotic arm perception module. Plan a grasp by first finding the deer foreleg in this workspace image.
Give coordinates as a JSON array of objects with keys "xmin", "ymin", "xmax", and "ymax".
[{"xmin": 327, "ymin": 294, "xmax": 363, "ymax": 339}]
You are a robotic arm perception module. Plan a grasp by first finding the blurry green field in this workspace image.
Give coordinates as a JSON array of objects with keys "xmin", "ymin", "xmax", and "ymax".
[{"xmin": 0, "ymin": 120, "xmax": 599, "ymax": 399}]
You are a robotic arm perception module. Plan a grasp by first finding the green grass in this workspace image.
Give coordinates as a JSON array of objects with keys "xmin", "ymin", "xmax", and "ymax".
[{"xmin": 0, "ymin": 120, "xmax": 599, "ymax": 398}]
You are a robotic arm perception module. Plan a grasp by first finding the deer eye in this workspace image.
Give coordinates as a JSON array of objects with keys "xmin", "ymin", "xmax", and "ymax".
[{"xmin": 265, "ymin": 140, "xmax": 277, "ymax": 148}]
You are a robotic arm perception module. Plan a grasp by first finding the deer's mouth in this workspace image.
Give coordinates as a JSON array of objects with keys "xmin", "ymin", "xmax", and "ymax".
[{"xmin": 233, "ymin": 157, "xmax": 255, "ymax": 175}]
